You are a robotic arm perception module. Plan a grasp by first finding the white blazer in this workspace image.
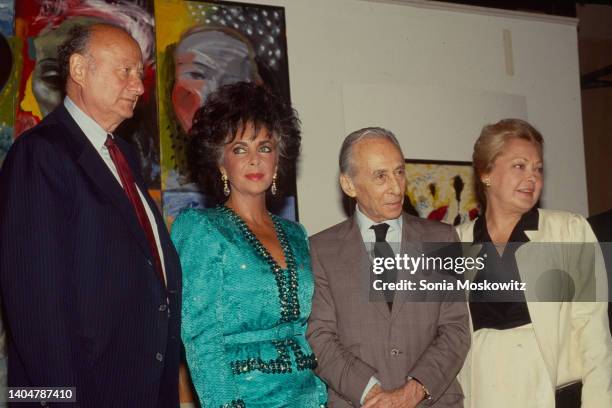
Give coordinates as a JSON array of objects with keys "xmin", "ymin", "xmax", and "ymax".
[{"xmin": 456, "ymin": 208, "xmax": 612, "ymax": 408}]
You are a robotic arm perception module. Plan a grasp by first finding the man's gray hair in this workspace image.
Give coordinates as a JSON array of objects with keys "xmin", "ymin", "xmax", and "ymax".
[{"xmin": 339, "ymin": 127, "xmax": 403, "ymax": 176}]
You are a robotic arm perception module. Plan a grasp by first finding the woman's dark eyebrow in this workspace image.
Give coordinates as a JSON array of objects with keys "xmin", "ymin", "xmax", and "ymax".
[{"xmin": 229, "ymin": 140, "xmax": 248, "ymax": 147}]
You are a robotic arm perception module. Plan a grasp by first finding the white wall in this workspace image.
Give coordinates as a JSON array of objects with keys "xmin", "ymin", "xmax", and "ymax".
[{"xmin": 240, "ymin": 0, "xmax": 586, "ymax": 234}]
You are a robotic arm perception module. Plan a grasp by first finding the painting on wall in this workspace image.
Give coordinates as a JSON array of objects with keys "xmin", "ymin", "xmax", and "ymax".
[
  {"xmin": 404, "ymin": 159, "xmax": 480, "ymax": 226},
  {"xmin": 12, "ymin": 0, "xmax": 160, "ymax": 188},
  {"xmin": 0, "ymin": 0, "xmax": 16, "ymax": 165},
  {"xmin": 154, "ymin": 0, "xmax": 296, "ymax": 222}
]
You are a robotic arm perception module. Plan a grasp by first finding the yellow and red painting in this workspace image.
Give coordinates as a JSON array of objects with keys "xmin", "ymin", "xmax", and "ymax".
[{"xmin": 404, "ymin": 159, "xmax": 480, "ymax": 226}]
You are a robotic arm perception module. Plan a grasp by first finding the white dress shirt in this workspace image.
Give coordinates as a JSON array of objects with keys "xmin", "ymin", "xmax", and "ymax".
[
  {"xmin": 355, "ymin": 205, "xmax": 403, "ymax": 252},
  {"xmin": 64, "ymin": 97, "xmax": 166, "ymax": 283}
]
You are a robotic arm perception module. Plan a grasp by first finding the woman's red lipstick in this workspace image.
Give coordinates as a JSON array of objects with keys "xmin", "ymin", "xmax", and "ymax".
[{"xmin": 245, "ymin": 173, "xmax": 264, "ymax": 181}]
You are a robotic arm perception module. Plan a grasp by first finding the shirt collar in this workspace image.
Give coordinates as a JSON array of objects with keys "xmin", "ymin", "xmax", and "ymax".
[
  {"xmin": 474, "ymin": 206, "xmax": 539, "ymax": 244},
  {"xmin": 355, "ymin": 205, "xmax": 403, "ymax": 241},
  {"xmin": 64, "ymin": 96, "xmax": 109, "ymax": 151}
]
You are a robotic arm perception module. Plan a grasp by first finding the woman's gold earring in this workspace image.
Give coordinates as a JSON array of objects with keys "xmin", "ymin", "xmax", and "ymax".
[
  {"xmin": 222, "ymin": 173, "xmax": 230, "ymax": 196},
  {"xmin": 271, "ymin": 173, "xmax": 277, "ymax": 196},
  {"xmin": 483, "ymin": 178, "xmax": 491, "ymax": 187}
]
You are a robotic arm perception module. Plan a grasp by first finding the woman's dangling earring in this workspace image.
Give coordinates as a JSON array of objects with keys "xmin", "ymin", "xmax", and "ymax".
[
  {"xmin": 222, "ymin": 173, "xmax": 230, "ymax": 196},
  {"xmin": 271, "ymin": 173, "xmax": 277, "ymax": 196}
]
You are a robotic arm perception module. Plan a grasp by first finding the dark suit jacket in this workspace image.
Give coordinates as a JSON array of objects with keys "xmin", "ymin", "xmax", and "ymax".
[
  {"xmin": 307, "ymin": 213, "xmax": 470, "ymax": 407},
  {"xmin": 0, "ymin": 105, "xmax": 181, "ymax": 407},
  {"xmin": 587, "ymin": 209, "xmax": 612, "ymax": 335}
]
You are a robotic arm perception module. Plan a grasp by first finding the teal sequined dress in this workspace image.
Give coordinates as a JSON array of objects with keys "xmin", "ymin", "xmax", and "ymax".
[{"xmin": 172, "ymin": 207, "xmax": 327, "ymax": 408}]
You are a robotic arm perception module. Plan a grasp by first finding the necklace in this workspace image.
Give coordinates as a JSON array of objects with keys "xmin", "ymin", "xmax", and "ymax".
[{"xmin": 218, "ymin": 205, "xmax": 300, "ymax": 322}]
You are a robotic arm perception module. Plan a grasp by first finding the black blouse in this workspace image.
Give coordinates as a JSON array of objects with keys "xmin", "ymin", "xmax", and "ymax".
[{"xmin": 469, "ymin": 208, "xmax": 539, "ymax": 331}]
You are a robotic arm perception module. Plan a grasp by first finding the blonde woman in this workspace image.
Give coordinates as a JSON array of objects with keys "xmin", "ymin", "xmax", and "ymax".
[{"xmin": 456, "ymin": 119, "xmax": 611, "ymax": 408}]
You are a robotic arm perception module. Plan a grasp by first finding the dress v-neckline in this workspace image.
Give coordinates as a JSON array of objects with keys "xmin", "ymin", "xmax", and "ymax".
[
  {"xmin": 221, "ymin": 205, "xmax": 289, "ymax": 269},
  {"xmin": 218, "ymin": 205, "xmax": 301, "ymax": 323}
]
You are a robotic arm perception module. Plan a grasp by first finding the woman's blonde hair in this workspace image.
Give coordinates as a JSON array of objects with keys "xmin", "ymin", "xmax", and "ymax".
[{"xmin": 473, "ymin": 118, "xmax": 543, "ymax": 208}]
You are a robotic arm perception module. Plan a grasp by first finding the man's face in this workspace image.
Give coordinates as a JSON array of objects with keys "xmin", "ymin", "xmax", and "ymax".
[
  {"xmin": 341, "ymin": 138, "xmax": 406, "ymax": 223},
  {"xmin": 78, "ymin": 26, "xmax": 144, "ymax": 132}
]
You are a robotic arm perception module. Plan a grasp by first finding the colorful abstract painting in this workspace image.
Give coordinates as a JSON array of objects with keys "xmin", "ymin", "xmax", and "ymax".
[
  {"xmin": 404, "ymin": 159, "xmax": 480, "ymax": 226},
  {"xmin": 0, "ymin": 0, "xmax": 16, "ymax": 165},
  {"xmin": 154, "ymin": 0, "xmax": 296, "ymax": 222},
  {"xmin": 12, "ymin": 0, "xmax": 160, "ymax": 187}
]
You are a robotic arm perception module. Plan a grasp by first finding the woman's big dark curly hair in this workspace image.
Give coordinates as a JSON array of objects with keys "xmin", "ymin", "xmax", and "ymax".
[{"xmin": 188, "ymin": 81, "xmax": 301, "ymax": 204}]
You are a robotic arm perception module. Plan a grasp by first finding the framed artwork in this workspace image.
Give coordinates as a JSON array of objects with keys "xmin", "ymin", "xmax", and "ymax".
[
  {"xmin": 154, "ymin": 0, "xmax": 297, "ymax": 222},
  {"xmin": 404, "ymin": 159, "xmax": 480, "ymax": 226},
  {"xmin": 10, "ymin": 0, "xmax": 160, "ymax": 187},
  {"xmin": 0, "ymin": 0, "xmax": 15, "ymax": 165},
  {"xmin": 1, "ymin": 0, "xmax": 297, "ymax": 223}
]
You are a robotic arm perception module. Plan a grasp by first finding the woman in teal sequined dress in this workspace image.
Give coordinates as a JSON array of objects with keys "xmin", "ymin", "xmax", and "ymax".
[{"xmin": 172, "ymin": 82, "xmax": 327, "ymax": 408}]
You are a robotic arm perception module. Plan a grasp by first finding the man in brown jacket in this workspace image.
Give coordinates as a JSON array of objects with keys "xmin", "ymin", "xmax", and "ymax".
[{"xmin": 307, "ymin": 127, "xmax": 470, "ymax": 407}]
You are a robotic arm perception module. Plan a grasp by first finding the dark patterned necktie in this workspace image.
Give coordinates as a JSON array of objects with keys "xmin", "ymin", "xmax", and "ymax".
[
  {"xmin": 371, "ymin": 223, "xmax": 396, "ymax": 309},
  {"xmin": 105, "ymin": 134, "xmax": 165, "ymax": 286}
]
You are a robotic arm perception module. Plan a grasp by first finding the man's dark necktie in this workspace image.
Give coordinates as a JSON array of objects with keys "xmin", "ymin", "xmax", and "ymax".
[
  {"xmin": 370, "ymin": 223, "xmax": 397, "ymax": 309},
  {"xmin": 105, "ymin": 135, "xmax": 165, "ymax": 286}
]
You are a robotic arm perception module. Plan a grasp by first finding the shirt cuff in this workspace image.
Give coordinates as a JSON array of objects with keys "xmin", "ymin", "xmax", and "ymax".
[{"xmin": 360, "ymin": 376, "xmax": 381, "ymax": 405}]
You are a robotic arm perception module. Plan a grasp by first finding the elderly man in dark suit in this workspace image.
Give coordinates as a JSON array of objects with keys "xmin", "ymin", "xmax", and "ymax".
[
  {"xmin": 0, "ymin": 24, "xmax": 181, "ymax": 407},
  {"xmin": 307, "ymin": 127, "xmax": 470, "ymax": 408}
]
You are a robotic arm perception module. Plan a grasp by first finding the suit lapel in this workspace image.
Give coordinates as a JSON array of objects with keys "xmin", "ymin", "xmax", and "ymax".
[
  {"xmin": 128, "ymin": 157, "xmax": 180, "ymax": 293},
  {"xmin": 391, "ymin": 215, "xmax": 425, "ymax": 320},
  {"xmin": 336, "ymin": 216, "xmax": 392, "ymax": 321},
  {"xmin": 54, "ymin": 106, "xmax": 153, "ymax": 263},
  {"xmin": 399, "ymin": 215, "xmax": 424, "ymax": 256},
  {"xmin": 522, "ymin": 210, "xmax": 558, "ymax": 385}
]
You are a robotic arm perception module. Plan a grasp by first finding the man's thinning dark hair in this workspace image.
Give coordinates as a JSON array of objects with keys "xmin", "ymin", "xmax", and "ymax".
[
  {"xmin": 57, "ymin": 23, "xmax": 128, "ymax": 90},
  {"xmin": 57, "ymin": 24, "xmax": 92, "ymax": 89}
]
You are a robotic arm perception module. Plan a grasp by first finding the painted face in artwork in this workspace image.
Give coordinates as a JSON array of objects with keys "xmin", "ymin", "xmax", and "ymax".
[
  {"xmin": 172, "ymin": 28, "xmax": 259, "ymax": 133},
  {"xmin": 483, "ymin": 137, "xmax": 543, "ymax": 216},
  {"xmin": 341, "ymin": 138, "xmax": 407, "ymax": 223},
  {"xmin": 32, "ymin": 17, "xmax": 100, "ymax": 116}
]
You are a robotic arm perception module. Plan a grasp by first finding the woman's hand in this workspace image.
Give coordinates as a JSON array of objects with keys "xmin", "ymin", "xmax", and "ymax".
[{"xmin": 179, "ymin": 362, "xmax": 196, "ymax": 403}]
